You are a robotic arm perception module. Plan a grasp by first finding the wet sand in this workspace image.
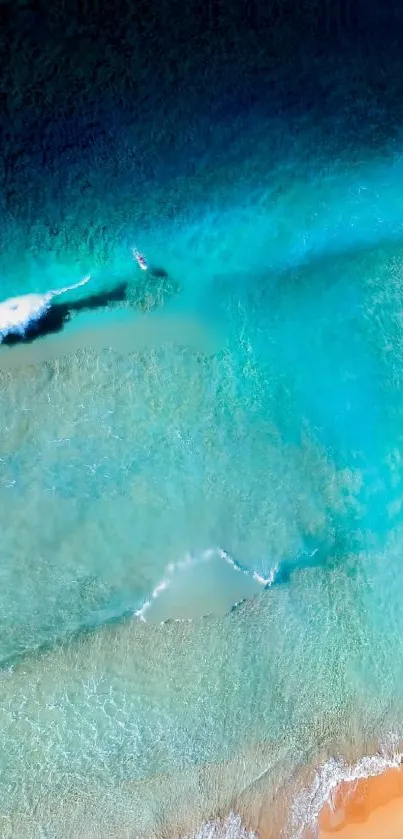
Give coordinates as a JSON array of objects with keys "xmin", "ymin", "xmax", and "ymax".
[{"xmin": 318, "ymin": 766, "xmax": 403, "ymax": 839}]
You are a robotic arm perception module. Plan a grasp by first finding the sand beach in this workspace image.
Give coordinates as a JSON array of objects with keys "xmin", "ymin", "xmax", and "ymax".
[{"xmin": 318, "ymin": 765, "xmax": 403, "ymax": 839}]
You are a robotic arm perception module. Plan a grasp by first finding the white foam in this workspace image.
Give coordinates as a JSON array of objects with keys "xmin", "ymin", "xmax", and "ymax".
[
  {"xmin": 291, "ymin": 740, "xmax": 403, "ymax": 837},
  {"xmin": 0, "ymin": 292, "xmax": 53, "ymax": 338},
  {"xmin": 183, "ymin": 813, "xmax": 256, "ymax": 839},
  {"xmin": 217, "ymin": 548, "xmax": 279, "ymax": 587},
  {"xmin": 0, "ymin": 275, "xmax": 90, "ymax": 340},
  {"xmin": 135, "ymin": 577, "xmax": 171, "ymax": 621}
]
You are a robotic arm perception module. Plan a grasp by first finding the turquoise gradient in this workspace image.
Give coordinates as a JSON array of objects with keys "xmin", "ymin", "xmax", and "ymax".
[{"xmin": 2, "ymin": 80, "xmax": 403, "ymax": 837}]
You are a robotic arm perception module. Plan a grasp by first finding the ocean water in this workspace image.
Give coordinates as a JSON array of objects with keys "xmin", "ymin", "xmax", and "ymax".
[{"xmin": 3, "ymin": 43, "xmax": 403, "ymax": 838}]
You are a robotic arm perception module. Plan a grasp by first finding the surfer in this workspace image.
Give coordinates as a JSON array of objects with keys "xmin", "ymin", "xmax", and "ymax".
[
  {"xmin": 132, "ymin": 246, "xmax": 168, "ymax": 280},
  {"xmin": 132, "ymin": 247, "xmax": 148, "ymax": 271}
]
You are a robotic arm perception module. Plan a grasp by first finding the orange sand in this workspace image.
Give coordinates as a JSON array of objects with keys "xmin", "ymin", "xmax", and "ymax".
[{"xmin": 318, "ymin": 765, "xmax": 403, "ymax": 839}]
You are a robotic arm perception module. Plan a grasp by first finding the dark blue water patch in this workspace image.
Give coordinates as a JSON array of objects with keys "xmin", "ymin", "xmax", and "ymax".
[{"xmin": 4, "ymin": 29, "xmax": 403, "ymax": 241}]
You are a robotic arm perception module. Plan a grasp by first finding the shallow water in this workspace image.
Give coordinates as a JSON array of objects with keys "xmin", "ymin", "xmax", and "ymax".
[{"xmin": 3, "ymin": 43, "xmax": 403, "ymax": 838}]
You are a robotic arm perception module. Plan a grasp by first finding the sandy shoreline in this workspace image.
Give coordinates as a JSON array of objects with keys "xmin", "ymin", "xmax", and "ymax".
[
  {"xmin": 1, "ymin": 740, "xmax": 402, "ymax": 838},
  {"xmin": 178, "ymin": 749, "xmax": 403, "ymax": 839},
  {"xmin": 184, "ymin": 762, "xmax": 403, "ymax": 839},
  {"xmin": 317, "ymin": 765, "xmax": 403, "ymax": 839}
]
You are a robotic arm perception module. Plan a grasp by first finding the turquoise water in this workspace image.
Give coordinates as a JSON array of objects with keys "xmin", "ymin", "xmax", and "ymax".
[{"xmin": 3, "ymin": 76, "xmax": 403, "ymax": 837}]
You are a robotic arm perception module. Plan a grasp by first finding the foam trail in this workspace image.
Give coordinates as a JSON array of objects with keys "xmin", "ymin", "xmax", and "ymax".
[
  {"xmin": 49, "ymin": 274, "xmax": 91, "ymax": 296},
  {"xmin": 217, "ymin": 548, "xmax": 279, "ymax": 587}
]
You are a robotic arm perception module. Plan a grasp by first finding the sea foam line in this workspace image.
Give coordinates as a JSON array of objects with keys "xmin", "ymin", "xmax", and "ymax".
[{"xmin": 291, "ymin": 738, "xmax": 403, "ymax": 838}]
